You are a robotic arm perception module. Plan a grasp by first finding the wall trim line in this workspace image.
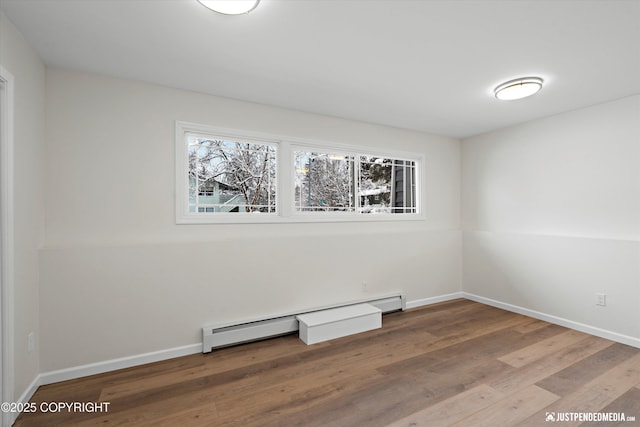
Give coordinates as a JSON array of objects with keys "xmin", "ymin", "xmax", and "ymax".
[{"xmin": 405, "ymin": 292, "xmax": 464, "ymax": 309}]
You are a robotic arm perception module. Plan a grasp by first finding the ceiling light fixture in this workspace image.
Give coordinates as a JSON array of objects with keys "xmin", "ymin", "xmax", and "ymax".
[
  {"xmin": 197, "ymin": 0, "xmax": 260, "ymax": 15},
  {"xmin": 494, "ymin": 77, "xmax": 543, "ymax": 101}
]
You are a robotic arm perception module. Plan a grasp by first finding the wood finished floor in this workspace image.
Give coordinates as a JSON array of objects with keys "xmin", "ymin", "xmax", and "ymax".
[{"xmin": 15, "ymin": 299, "xmax": 640, "ymax": 426}]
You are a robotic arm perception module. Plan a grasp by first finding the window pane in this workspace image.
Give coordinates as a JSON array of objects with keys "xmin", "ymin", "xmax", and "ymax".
[
  {"xmin": 359, "ymin": 156, "xmax": 416, "ymax": 214},
  {"xmin": 294, "ymin": 151, "xmax": 355, "ymax": 212},
  {"xmin": 390, "ymin": 159, "xmax": 417, "ymax": 214},
  {"xmin": 188, "ymin": 135, "xmax": 276, "ymax": 213}
]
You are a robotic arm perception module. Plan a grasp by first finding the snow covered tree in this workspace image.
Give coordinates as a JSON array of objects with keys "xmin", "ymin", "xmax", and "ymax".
[
  {"xmin": 295, "ymin": 152, "xmax": 355, "ymax": 211},
  {"xmin": 189, "ymin": 138, "xmax": 276, "ymax": 212}
]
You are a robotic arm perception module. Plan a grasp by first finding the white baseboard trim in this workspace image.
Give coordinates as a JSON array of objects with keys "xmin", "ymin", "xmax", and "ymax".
[
  {"xmin": 405, "ymin": 292, "xmax": 464, "ymax": 310},
  {"xmin": 463, "ymin": 292, "xmax": 640, "ymax": 349},
  {"xmin": 39, "ymin": 343, "xmax": 202, "ymax": 387},
  {"xmin": 12, "ymin": 375, "xmax": 41, "ymax": 425}
]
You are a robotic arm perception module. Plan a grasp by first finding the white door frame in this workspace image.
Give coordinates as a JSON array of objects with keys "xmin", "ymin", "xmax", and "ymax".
[{"xmin": 0, "ymin": 65, "xmax": 15, "ymax": 427}]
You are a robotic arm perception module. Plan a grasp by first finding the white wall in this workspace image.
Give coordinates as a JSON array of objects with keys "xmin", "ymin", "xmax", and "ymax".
[
  {"xmin": 462, "ymin": 96, "xmax": 640, "ymax": 345},
  {"xmin": 0, "ymin": 11, "xmax": 45, "ymax": 401},
  {"xmin": 40, "ymin": 69, "xmax": 461, "ymax": 372}
]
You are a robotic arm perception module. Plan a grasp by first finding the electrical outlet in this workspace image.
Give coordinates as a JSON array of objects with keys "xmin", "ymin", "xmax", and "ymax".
[
  {"xmin": 596, "ymin": 293, "xmax": 606, "ymax": 307},
  {"xmin": 28, "ymin": 332, "xmax": 34, "ymax": 353},
  {"xmin": 361, "ymin": 282, "xmax": 368, "ymax": 291}
]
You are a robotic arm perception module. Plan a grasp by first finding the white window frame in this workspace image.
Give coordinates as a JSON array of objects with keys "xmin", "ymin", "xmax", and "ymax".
[{"xmin": 176, "ymin": 121, "xmax": 424, "ymax": 224}]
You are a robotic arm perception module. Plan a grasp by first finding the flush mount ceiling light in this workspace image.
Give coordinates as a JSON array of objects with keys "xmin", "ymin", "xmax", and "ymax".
[
  {"xmin": 494, "ymin": 77, "xmax": 543, "ymax": 101},
  {"xmin": 197, "ymin": 0, "xmax": 260, "ymax": 15}
]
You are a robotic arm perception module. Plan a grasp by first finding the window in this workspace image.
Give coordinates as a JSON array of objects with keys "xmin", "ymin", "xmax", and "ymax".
[
  {"xmin": 176, "ymin": 122, "xmax": 422, "ymax": 223},
  {"xmin": 294, "ymin": 151, "xmax": 356, "ymax": 212},
  {"xmin": 293, "ymin": 150, "xmax": 417, "ymax": 215},
  {"xmin": 359, "ymin": 156, "xmax": 416, "ymax": 214},
  {"xmin": 188, "ymin": 135, "xmax": 276, "ymax": 214}
]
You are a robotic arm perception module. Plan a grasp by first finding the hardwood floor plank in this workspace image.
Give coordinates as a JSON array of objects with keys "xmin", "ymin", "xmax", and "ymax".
[
  {"xmin": 424, "ymin": 304, "xmax": 528, "ymax": 338},
  {"xmin": 376, "ymin": 312, "xmax": 535, "ymax": 379},
  {"xmin": 487, "ymin": 335, "xmax": 614, "ymax": 394},
  {"xmin": 518, "ymin": 352, "xmax": 640, "ymax": 427},
  {"xmin": 378, "ymin": 300, "xmax": 489, "ymax": 337},
  {"xmin": 415, "ymin": 324, "xmax": 567, "ymax": 376},
  {"xmin": 385, "ymin": 384, "xmax": 505, "ymax": 427},
  {"xmin": 578, "ymin": 387, "xmax": 640, "ymax": 427},
  {"xmin": 561, "ymin": 350, "xmax": 640, "ymax": 407},
  {"xmin": 450, "ymin": 384, "xmax": 559, "ymax": 427},
  {"xmin": 513, "ymin": 318, "xmax": 553, "ymax": 334},
  {"xmin": 218, "ymin": 369, "xmax": 388, "ymax": 427},
  {"xmin": 536, "ymin": 342, "xmax": 640, "ymax": 397},
  {"xmin": 264, "ymin": 358, "xmax": 514, "ymax": 427},
  {"xmin": 498, "ymin": 329, "xmax": 590, "ymax": 368}
]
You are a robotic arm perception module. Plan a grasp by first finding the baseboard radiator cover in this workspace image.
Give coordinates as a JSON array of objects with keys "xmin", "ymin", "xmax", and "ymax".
[{"xmin": 202, "ymin": 293, "xmax": 404, "ymax": 353}]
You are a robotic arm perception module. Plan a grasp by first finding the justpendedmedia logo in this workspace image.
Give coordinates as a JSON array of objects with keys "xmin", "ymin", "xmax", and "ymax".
[{"xmin": 545, "ymin": 411, "xmax": 636, "ymax": 423}]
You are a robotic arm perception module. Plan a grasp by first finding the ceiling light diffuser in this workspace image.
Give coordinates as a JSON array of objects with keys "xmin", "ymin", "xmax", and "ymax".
[
  {"xmin": 197, "ymin": 0, "xmax": 260, "ymax": 15},
  {"xmin": 494, "ymin": 77, "xmax": 543, "ymax": 100}
]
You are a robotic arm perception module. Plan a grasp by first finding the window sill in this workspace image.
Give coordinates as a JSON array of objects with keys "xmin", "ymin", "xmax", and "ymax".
[{"xmin": 176, "ymin": 213, "xmax": 426, "ymax": 225}]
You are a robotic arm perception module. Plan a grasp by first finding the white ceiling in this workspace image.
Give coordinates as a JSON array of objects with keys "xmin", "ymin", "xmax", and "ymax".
[{"xmin": 2, "ymin": 0, "xmax": 639, "ymax": 138}]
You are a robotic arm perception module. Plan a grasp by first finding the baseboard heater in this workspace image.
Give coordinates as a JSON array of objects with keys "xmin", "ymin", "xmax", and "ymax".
[{"xmin": 202, "ymin": 293, "xmax": 405, "ymax": 353}]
